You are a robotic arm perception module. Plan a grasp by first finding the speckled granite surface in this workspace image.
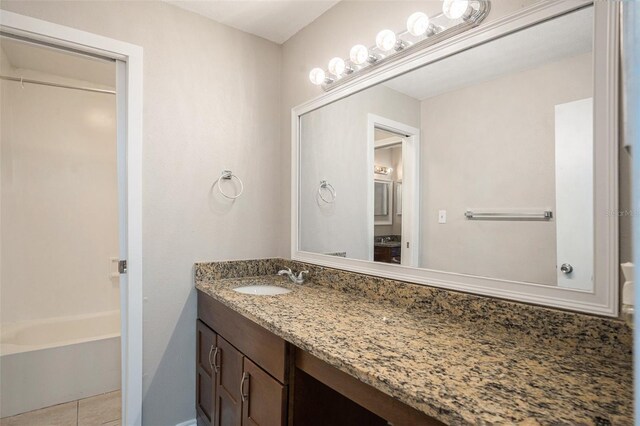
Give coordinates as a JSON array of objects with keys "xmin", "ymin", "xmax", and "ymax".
[{"xmin": 194, "ymin": 258, "xmax": 633, "ymax": 425}]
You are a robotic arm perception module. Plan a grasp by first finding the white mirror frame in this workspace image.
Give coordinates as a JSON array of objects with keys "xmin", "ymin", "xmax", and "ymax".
[{"xmin": 291, "ymin": 0, "xmax": 619, "ymax": 317}]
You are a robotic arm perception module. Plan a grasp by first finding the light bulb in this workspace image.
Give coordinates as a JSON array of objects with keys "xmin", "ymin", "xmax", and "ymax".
[
  {"xmin": 442, "ymin": 0, "xmax": 470, "ymax": 19},
  {"xmin": 406, "ymin": 12, "xmax": 430, "ymax": 36},
  {"xmin": 376, "ymin": 29, "xmax": 396, "ymax": 52},
  {"xmin": 328, "ymin": 57, "xmax": 346, "ymax": 76},
  {"xmin": 309, "ymin": 68, "xmax": 326, "ymax": 85},
  {"xmin": 350, "ymin": 44, "xmax": 369, "ymax": 65}
]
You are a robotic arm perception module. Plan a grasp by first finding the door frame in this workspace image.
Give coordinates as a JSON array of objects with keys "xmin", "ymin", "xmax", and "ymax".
[
  {"xmin": 0, "ymin": 11, "xmax": 144, "ymax": 426},
  {"xmin": 367, "ymin": 114, "xmax": 420, "ymax": 267}
]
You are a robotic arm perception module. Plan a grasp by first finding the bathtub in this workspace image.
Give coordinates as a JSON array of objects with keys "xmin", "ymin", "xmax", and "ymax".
[{"xmin": 0, "ymin": 310, "xmax": 121, "ymax": 418}]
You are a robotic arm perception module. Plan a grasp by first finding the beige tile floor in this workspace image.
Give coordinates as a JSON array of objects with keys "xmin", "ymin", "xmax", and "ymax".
[{"xmin": 0, "ymin": 391, "xmax": 121, "ymax": 426}]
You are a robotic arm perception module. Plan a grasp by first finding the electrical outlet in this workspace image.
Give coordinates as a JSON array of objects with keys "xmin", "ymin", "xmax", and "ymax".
[{"xmin": 438, "ymin": 210, "xmax": 447, "ymax": 224}]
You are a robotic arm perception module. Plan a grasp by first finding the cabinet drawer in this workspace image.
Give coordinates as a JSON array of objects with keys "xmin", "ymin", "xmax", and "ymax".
[{"xmin": 197, "ymin": 290, "xmax": 288, "ymax": 383}]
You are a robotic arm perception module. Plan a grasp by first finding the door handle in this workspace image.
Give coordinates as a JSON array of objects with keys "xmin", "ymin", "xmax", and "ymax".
[
  {"xmin": 208, "ymin": 346, "xmax": 219, "ymax": 373},
  {"xmin": 240, "ymin": 372, "xmax": 249, "ymax": 402},
  {"xmin": 560, "ymin": 263, "xmax": 574, "ymax": 274},
  {"xmin": 213, "ymin": 347, "xmax": 220, "ymax": 373},
  {"xmin": 208, "ymin": 346, "xmax": 214, "ymax": 370}
]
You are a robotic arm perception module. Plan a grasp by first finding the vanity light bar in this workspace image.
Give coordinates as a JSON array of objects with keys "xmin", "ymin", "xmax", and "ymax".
[
  {"xmin": 308, "ymin": 0, "xmax": 490, "ymax": 91},
  {"xmin": 374, "ymin": 165, "xmax": 393, "ymax": 175}
]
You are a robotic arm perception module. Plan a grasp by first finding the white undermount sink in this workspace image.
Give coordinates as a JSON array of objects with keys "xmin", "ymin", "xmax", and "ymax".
[{"xmin": 233, "ymin": 285, "xmax": 292, "ymax": 296}]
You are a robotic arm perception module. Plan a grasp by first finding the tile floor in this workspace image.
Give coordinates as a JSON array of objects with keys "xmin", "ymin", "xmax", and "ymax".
[{"xmin": 0, "ymin": 391, "xmax": 120, "ymax": 426}]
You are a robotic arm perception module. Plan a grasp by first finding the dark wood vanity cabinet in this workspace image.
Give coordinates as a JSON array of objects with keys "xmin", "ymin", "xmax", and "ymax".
[
  {"xmin": 196, "ymin": 321, "xmax": 217, "ymax": 426},
  {"xmin": 242, "ymin": 358, "xmax": 286, "ymax": 426},
  {"xmin": 196, "ymin": 321, "xmax": 216, "ymax": 426},
  {"xmin": 374, "ymin": 245, "xmax": 401, "ymax": 264},
  {"xmin": 196, "ymin": 318, "xmax": 286, "ymax": 426},
  {"xmin": 197, "ymin": 290, "xmax": 441, "ymax": 426},
  {"xmin": 215, "ymin": 336, "xmax": 244, "ymax": 426},
  {"xmin": 197, "ymin": 294, "xmax": 288, "ymax": 426}
]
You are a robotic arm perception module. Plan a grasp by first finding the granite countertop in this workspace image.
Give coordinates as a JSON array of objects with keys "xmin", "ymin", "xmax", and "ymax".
[
  {"xmin": 374, "ymin": 242, "xmax": 402, "ymax": 248},
  {"xmin": 195, "ymin": 270, "xmax": 632, "ymax": 425}
]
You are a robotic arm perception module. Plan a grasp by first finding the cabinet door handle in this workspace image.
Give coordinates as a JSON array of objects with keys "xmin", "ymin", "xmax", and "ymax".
[
  {"xmin": 213, "ymin": 347, "xmax": 220, "ymax": 373},
  {"xmin": 240, "ymin": 372, "xmax": 249, "ymax": 402},
  {"xmin": 208, "ymin": 346, "xmax": 219, "ymax": 373}
]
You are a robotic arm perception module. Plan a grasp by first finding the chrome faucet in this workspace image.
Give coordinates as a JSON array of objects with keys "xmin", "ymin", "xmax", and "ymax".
[{"xmin": 278, "ymin": 268, "xmax": 308, "ymax": 284}]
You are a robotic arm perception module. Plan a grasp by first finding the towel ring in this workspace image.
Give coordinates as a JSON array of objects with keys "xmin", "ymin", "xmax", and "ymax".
[
  {"xmin": 318, "ymin": 180, "xmax": 336, "ymax": 204},
  {"xmin": 217, "ymin": 170, "xmax": 244, "ymax": 199}
]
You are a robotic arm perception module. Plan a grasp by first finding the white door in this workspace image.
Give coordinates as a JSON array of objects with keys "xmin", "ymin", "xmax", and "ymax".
[
  {"xmin": 554, "ymin": 98, "xmax": 593, "ymax": 289},
  {"xmin": 399, "ymin": 135, "xmax": 417, "ymax": 266},
  {"xmin": 115, "ymin": 59, "xmax": 130, "ymax": 422}
]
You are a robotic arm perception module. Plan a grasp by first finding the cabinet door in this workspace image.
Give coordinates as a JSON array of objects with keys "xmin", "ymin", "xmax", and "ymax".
[
  {"xmin": 242, "ymin": 358, "xmax": 286, "ymax": 426},
  {"xmin": 196, "ymin": 320, "xmax": 217, "ymax": 426},
  {"xmin": 215, "ymin": 336, "xmax": 243, "ymax": 426}
]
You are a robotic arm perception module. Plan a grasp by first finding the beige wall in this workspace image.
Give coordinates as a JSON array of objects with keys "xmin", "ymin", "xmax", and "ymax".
[
  {"xmin": 0, "ymin": 0, "xmax": 628, "ymax": 422},
  {"xmin": 0, "ymin": 2, "xmax": 282, "ymax": 424},
  {"xmin": 1, "ymin": 58, "xmax": 119, "ymax": 324},
  {"xmin": 299, "ymin": 85, "xmax": 419, "ymax": 259},
  {"xmin": 420, "ymin": 53, "xmax": 592, "ymax": 285}
]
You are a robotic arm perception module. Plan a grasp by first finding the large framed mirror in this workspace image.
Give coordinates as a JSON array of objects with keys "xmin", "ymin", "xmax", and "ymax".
[{"xmin": 292, "ymin": 0, "xmax": 622, "ymax": 316}]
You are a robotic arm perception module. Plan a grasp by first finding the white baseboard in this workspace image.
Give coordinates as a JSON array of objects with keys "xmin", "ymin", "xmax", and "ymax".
[{"xmin": 175, "ymin": 419, "xmax": 196, "ymax": 426}]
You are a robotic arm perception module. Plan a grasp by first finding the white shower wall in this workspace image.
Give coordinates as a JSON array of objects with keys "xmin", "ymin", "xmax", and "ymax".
[{"xmin": 0, "ymin": 57, "xmax": 119, "ymax": 324}]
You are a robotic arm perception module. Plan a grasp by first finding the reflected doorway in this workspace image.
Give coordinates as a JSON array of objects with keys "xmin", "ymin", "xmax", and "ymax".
[
  {"xmin": 367, "ymin": 114, "xmax": 420, "ymax": 267},
  {"xmin": 373, "ymin": 130, "xmax": 403, "ymax": 264}
]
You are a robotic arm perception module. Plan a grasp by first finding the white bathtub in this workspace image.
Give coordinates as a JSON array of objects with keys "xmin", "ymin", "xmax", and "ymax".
[{"xmin": 0, "ymin": 310, "xmax": 121, "ymax": 418}]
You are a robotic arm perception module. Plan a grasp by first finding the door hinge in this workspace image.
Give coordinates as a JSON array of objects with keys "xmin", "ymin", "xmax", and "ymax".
[
  {"xmin": 118, "ymin": 260, "xmax": 128, "ymax": 274},
  {"xmin": 406, "ymin": 242, "xmax": 410, "ymax": 248}
]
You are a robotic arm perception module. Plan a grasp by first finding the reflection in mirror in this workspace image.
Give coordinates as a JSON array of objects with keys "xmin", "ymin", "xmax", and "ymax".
[
  {"xmin": 299, "ymin": 6, "xmax": 614, "ymax": 290},
  {"xmin": 374, "ymin": 180, "xmax": 391, "ymax": 218},
  {"xmin": 373, "ymin": 130, "xmax": 403, "ymax": 265}
]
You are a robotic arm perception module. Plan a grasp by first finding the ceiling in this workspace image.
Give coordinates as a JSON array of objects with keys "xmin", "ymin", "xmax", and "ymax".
[
  {"xmin": 384, "ymin": 6, "xmax": 593, "ymax": 100},
  {"xmin": 375, "ymin": 128, "xmax": 403, "ymax": 147},
  {"xmin": 375, "ymin": 128, "xmax": 400, "ymax": 140},
  {"xmin": 1, "ymin": 37, "xmax": 115, "ymax": 87},
  {"xmin": 165, "ymin": 0, "xmax": 339, "ymax": 44}
]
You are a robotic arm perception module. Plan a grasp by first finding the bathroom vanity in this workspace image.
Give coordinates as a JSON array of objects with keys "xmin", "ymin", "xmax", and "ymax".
[
  {"xmin": 196, "ymin": 296, "xmax": 287, "ymax": 426},
  {"xmin": 373, "ymin": 237, "xmax": 402, "ymax": 264},
  {"xmin": 196, "ymin": 287, "xmax": 437, "ymax": 426},
  {"xmin": 195, "ymin": 1, "xmax": 633, "ymax": 425},
  {"xmin": 194, "ymin": 259, "xmax": 632, "ymax": 426}
]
